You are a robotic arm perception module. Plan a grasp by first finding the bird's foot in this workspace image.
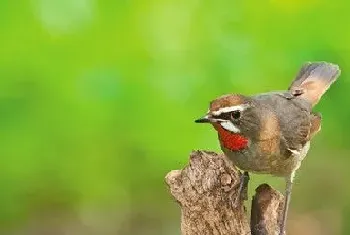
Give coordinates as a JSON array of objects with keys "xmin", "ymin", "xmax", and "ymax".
[{"xmin": 231, "ymin": 171, "xmax": 249, "ymax": 209}]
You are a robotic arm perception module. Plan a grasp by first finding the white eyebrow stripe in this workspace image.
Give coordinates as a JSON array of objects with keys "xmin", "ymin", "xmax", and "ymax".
[{"xmin": 212, "ymin": 104, "xmax": 249, "ymax": 116}]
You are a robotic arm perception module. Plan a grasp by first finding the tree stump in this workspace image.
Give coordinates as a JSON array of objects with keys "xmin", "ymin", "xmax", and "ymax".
[{"xmin": 165, "ymin": 150, "xmax": 284, "ymax": 235}]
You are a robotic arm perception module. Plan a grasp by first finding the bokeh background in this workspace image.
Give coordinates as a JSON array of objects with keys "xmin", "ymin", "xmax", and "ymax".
[{"xmin": 1, "ymin": 0, "xmax": 350, "ymax": 234}]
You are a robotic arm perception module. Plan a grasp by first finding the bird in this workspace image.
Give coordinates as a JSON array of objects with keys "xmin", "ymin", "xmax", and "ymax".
[{"xmin": 195, "ymin": 62, "xmax": 340, "ymax": 235}]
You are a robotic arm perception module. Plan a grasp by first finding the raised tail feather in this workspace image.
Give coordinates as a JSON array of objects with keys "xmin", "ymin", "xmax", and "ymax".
[{"xmin": 289, "ymin": 62, "xmax": 341, "ymax": 106}]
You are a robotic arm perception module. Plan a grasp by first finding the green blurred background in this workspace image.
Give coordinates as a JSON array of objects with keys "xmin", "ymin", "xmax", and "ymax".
[{"xmin": 0, "ymin": 0, "xmax": 349, "ymax": 234}]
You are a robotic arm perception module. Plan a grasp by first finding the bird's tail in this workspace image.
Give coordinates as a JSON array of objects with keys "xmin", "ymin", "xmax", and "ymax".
[{"xmin": 289, "ymin": 62, "xmax": 341, "ymax": 107}]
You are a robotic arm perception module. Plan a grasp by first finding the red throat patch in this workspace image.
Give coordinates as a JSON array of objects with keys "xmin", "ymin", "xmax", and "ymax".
[{"xmin": 213, "ymin": 123, "xmax": 249, "ymax": 151}]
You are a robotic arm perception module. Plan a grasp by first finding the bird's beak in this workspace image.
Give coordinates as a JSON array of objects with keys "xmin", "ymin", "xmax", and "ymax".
[{"xmin": 195, "ymin": 115, "xmax": 212, "ymax": 123}]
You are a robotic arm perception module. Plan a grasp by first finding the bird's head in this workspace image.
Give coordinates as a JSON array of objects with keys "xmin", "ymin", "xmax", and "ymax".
[{"xmin": 195, "ymin": 94, "xmax": 259, "ymax": 151}]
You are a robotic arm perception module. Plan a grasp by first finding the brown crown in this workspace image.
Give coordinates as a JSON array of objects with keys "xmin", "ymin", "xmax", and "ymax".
[{"xmin": 209, "ymin": 94, "xmax": 246, "ymax": 111}]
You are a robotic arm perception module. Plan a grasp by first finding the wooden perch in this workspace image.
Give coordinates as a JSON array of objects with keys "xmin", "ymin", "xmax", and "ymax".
[{"xmin": 165, "ymin": 150, "xmax": 284, "ymax": 235}]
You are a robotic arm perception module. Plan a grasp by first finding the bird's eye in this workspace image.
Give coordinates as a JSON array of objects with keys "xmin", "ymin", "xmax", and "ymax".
[{"xmin": 230, "ymin": 110, "xmax": 241, "ymax": 119}]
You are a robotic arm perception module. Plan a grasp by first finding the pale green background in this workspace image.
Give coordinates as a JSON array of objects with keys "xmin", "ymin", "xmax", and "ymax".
[{"xmin": 0, "ymin": 0, "xmax": 349, "ymax": 234}]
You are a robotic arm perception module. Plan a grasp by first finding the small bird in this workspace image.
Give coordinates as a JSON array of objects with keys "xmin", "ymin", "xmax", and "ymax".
[{"xmin": 195, "ymin": 62, "xmax": 340, "ymax": 235}]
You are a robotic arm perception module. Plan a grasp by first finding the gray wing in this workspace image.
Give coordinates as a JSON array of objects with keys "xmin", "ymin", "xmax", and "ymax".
[{"xmin": 254, "ymin": 92, "xmax": 312, "ymax": 155}]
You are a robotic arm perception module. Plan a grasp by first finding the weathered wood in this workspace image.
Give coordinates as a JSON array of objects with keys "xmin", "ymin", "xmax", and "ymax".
[
  {"xmin": 251, "ymin": 184, "xmax": 284, "ymax": 235},
  {"xmin": 165, "ymin": 150, "xmax": 284, "ymax": 235}
]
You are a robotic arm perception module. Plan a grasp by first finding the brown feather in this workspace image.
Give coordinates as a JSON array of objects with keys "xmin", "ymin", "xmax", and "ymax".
[
  {"xmin": 289, "ymin": 62, "xmax": 341, "ymax": 106},
  {"xmin": 209, "ymin": 94, "xmax": 246, "ymax": 111},
  {"xmin": 309, "ymin": 112, "xmax": 322, "ymax": 139}
]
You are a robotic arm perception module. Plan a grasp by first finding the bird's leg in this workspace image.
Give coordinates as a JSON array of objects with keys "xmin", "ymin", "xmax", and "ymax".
[
  {"xmin": 240, "ymin": 171, "xmax": 250, "ymax": 201},
  {"xmin": 280, "ymin": 171, "xmax": 295, "ymax": 235},
  {"xmin": 231, "ymin": 171, "xmax": 250, "ymax": 208}
]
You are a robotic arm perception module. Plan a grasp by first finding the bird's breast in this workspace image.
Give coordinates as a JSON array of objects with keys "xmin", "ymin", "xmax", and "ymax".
[{"xmin": 221, "ymin": 140, "xmax": 310, "ymax": 177}]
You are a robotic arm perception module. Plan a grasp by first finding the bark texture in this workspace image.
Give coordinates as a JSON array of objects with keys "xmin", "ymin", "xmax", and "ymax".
[{"xmin": 165, "ymin": 150, "xmax": 284, "ymax": 235}]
